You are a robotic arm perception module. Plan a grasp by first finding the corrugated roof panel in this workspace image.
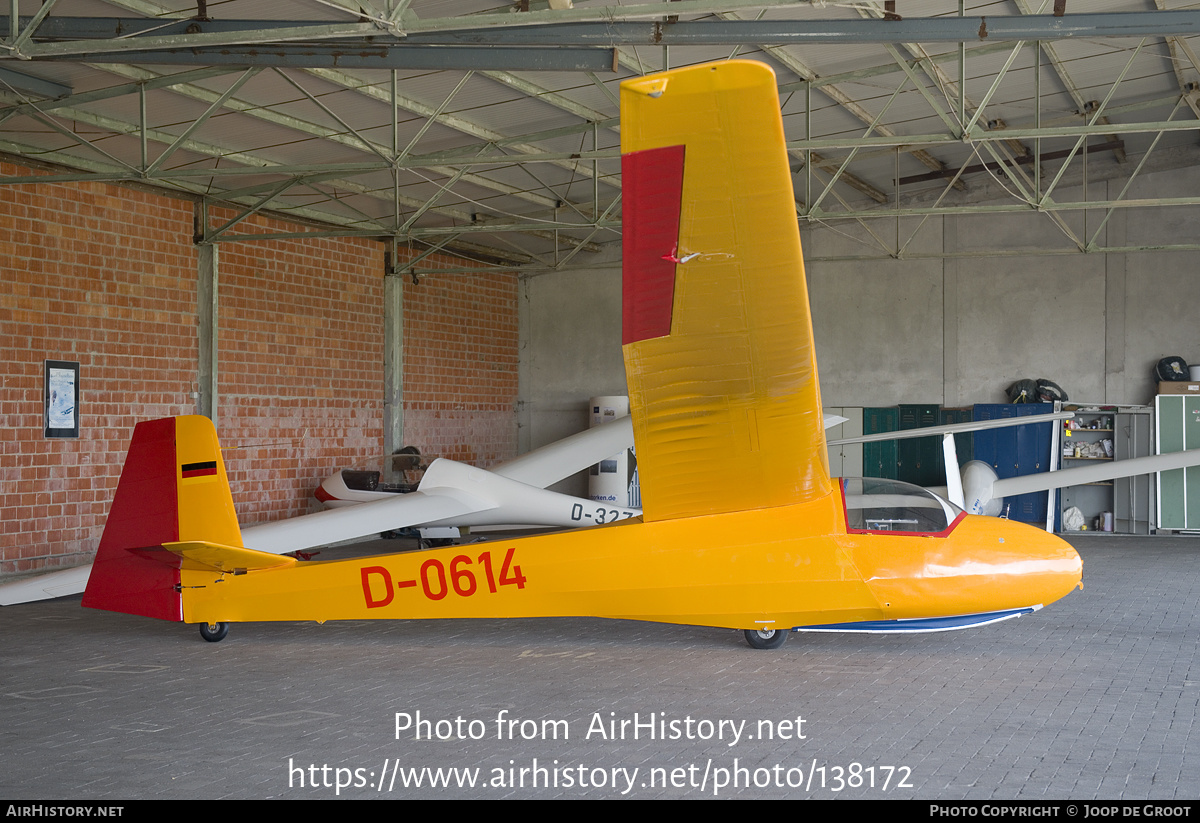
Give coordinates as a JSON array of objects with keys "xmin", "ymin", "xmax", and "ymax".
[{"xmin": 1, "ymin": 1, "xmax": 1197, "ymax": 261}]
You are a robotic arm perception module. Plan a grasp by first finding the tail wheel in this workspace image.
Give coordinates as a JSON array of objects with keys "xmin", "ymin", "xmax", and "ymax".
[
  {"xmin": 199, "ymin": 622, "xmax": 229, "ymax": 642},
  {"xmin": 744, "ymin": 628, "xmax": 788, "ymax": 650}
]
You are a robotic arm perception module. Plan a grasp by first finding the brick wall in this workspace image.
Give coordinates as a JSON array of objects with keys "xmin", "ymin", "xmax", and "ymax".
[
  {"xmin": 1, "ymin": 165, "xmax": 198, "ymax": 575},
  {"xmin": 401, "ymin": 263, "xmax": 519, "ymax": 468},
  {"xmin": 211, "ymin": 213, "xmax": 387, "ymax": 525},
  {"xmin": 0, "ymin": 167, "xmax": 519, "ymax": 577}
]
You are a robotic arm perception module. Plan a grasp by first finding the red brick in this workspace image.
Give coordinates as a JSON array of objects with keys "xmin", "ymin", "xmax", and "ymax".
[{"xmin": 1, "ymin": 165, "xmax": 519, "ymax": 573}]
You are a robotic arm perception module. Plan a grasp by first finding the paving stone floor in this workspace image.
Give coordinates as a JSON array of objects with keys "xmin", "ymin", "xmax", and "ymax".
[{"xmin": 1, "ymin": 534, "xmax": 1197, "ymax": 799}]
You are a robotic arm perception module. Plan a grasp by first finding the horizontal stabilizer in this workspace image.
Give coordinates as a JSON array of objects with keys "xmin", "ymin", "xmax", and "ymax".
[{"xmin": 162, "ymin": 541, "xmax": 297, "ymax": 573}]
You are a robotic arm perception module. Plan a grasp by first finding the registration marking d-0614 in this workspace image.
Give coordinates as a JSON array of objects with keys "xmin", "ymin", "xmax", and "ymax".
[{"xmin": 360, "ymin": 548, "xmax": 527, "ymax": 608}]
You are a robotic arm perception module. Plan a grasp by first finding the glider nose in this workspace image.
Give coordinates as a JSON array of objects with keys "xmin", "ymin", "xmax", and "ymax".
[
  {"xmin": 1026, "ymin": 526, "xmax": 1083, "ymax": 607},
  {"xmin": 973, "ymin": 519, "xmax": 1082, "ymax": 614},
  {"xmin": 858, "ymin": 515, "xmax": 1082, "ymax": 623}
]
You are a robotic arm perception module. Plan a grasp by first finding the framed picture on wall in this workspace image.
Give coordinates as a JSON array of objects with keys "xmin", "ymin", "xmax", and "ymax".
[{"xmin": 44, "ymin": 360, "xmax": 79, "ymax": 438}]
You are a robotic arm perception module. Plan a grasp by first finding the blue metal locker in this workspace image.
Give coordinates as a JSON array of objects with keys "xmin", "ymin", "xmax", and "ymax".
[{"xmin": 972, "ymin": 403, "xmax": 1055, "ymax": 524}]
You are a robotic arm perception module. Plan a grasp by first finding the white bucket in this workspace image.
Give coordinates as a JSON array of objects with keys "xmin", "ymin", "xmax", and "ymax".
[{"xmin": 1190, "ymin": 365, "xmax": 1200, "ymax": 380}]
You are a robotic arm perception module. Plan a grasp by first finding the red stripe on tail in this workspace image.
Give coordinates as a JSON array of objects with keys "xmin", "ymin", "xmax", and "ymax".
[
  {"xmin": 622, "ymin": 144, "xmax": 685, "ymax": 346},
  {"xmin": 81, "ymin": 418, "xmax": 183, "ymax": 621}
]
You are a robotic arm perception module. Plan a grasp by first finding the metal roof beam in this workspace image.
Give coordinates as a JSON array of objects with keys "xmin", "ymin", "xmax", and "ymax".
[
  {"xmin": 0, "ymin": 152, "xmax": 619, "ymax": 184},
  {"xmin": 37, "ymin": 45, "xmax": 621, "ymax": 73},
  {"xmin": 787, "ymin": 115, "xmax": 1200, "ymax": 152},
  {"xmin": 381, "ymin": 80, "xmax": 1185, "ymax": 167},
  {"xmin": 402, "ymin": 10, "xmax": 1200, "ymax": 41},
  {"xmin": 0, "ymin": 64, "xmax": 71, "ymax": 98},
  {"xmin": 1154, "ymin": 0, "xmax": 1200, "ymax": 96},
  {"xmin": 8, "ymin": 12, "xmax": 1200, "ymax": 58},
  {"xmin": 0, "ymin": 66, "xmax": 242, "ymax": 116},
  {"xmin": 0, "ymin": 129, "xmax": 586, "ymax": 259},
  {"xmin": 6, "ymin": 19, "xmax": 380, "ymax": 60},
  {"xmin": 480, "ymin": 71, "xmax": 614, "ymax": 127},
  {"xmin": 856, "ymin": 2, "xmax": 1041, "ymax": 169}
]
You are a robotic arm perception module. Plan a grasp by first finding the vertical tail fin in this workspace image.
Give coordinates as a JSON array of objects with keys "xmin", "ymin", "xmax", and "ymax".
[{"xmin": 82, "ymin": 416, "xmax": 241, "ymax": 621}]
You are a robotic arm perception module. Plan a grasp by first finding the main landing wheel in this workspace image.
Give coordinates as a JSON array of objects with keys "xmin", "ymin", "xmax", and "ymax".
[
  {"xmin": 744, "ymin": 628, "xmax": 788, "ymax": 650},
  {"xmin": 199, "ymin": 622, "xmax": 229, "ymax": 643}
]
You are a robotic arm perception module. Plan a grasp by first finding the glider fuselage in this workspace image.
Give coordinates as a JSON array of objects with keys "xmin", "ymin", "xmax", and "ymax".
[{"xmin": 180, "ymin": 484, "xmax": 1081, "ymax": 633}]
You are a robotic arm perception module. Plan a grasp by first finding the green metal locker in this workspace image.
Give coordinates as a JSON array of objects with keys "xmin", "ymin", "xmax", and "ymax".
[
  {"xmin": 862, "ymin": 407, "xmax": 899, "ymax": 480},
  {"xmin": 898, "ymin": 404, "xmax": 942, "ymax": 487},
  {"xmin": 1156, "ymin": 395, "xmax": 1200, "ymax": 530}
]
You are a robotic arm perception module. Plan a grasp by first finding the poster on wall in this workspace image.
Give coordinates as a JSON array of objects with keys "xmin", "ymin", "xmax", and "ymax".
[{"xmin": 44, "ymin": 360, "xmax": 79, "ymax": 438}]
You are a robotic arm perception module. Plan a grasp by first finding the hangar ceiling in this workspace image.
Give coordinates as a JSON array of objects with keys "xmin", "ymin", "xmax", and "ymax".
[{"xmin": 3, "ymin": 1, "xmax": 1200, "ymax": 272}]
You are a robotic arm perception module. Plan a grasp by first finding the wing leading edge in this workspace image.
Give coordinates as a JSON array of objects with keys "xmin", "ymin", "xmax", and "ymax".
[{"xmin": 620, "ymin": 61, "xmax": 831, "ymax": 522}]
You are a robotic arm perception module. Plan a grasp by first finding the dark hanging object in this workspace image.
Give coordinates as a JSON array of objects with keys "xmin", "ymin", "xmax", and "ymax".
[
  {"xmin": 1035, "ymin": 379, "xmax": 1068, "ymax": 403},
  {"xmin": 1155, "ymin": 357, "xmax": 1190, "ymax": 382},
  {"xmin": 1007, "ymin": 379, "xmax": 1040, "ymax": 404}
]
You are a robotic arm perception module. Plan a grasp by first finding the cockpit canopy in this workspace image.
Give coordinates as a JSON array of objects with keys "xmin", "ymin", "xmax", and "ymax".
[{"xmin": 841, "ymin": 477, "xmax": 964, "ymax": 536}]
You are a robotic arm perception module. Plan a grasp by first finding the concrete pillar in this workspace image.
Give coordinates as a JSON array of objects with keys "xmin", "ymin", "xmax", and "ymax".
[
  {"xmin": 942, "ymin": 214, "xmax": 960, "ymax": 407},
  {"xmin": 1104, "ymin": 180, "xmax": 1127, "ymax": 403},
  {"xmin": 383, "ymin": 263, "xmax": 404, "ymax": 459},
  {"xmin": 197, "ymin": 242, "xmax": 218, "ymax": 424}
]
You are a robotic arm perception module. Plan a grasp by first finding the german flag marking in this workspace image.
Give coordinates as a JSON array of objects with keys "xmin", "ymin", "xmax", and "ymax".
[{"xmin": 181, "ymin": 460, "xmax": 219, "ymax": 484}]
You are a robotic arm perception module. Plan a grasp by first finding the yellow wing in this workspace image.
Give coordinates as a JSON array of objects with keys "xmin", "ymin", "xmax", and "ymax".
[{"xmin": 620, "ymin": 61, "xmax": 831, "ymax": 522}]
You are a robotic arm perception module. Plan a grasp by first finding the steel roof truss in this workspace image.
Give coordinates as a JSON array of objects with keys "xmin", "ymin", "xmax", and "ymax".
[
  {"xmin": 274, "ymin": 67, "xmax": 394, "ymax": 165},
  {"xmin": 718, "ymin": 10, "xmax": 957, "ymax": 192},
  {"xmin": 204, "ymin": 178, "xmax": 302, "ymax": 242},
  {"xmin": 963, "ymin": 41, "xmax": 1028, "ymax": 137},
  {"xmin": 400, "ymin": 232, "xmax": 468, "ymax": 273},
  {"xmin": 1039, "ymin": 38, "xmax": 1146, "ymax": 206},
  {"xmin": 304, "ymin": 67, "xmax": 617, "ymax": 191},
  {"xmin": 3, "ymin": 0, "xmax": 57, "ymax": 58},
  {"xmin": 883, "ymin": 42, "xmax": 962, "ymax": 138},
  {"xmin": 1086, "ymin": 96, "xmax": 1185, "ymax": 251},
  {"xmin": 145, "ymin": 68, "xmax": 261, "ymax": 176},
  {"xmin": 982, "ymin": 138, "xmax": 1085, "ymax": 251},
  {"xmin": 806, "ymin": 164, "xmax": 895, "ymax": 257},
  {"xmin": 808, "ymin": 74, "xmax": 907, "ymax": 215},
  {"xmin": 94, "ymin": 64, "xmax": 569, "ymax": 212},
  {"xmin": 1014, "ymin": 0, "xmax": 1126, "ymax": 164},
  {"xmin": 894, "ymin": 154, "xmax": 973, "ymax": 259},
  {"xmin": 400, "ymin": 163, "xmax": 473, "ymax": 233},
  {"xmin": 551, "ymin": 191, "xmax": 621, "ymax": 270},
  {"xmin": 397, "ymin": 71, "xmax": 474, "ymax": 162},
  {"xmin": 16, "ymin": 102, "xmax": 139, "ymax": 173}
]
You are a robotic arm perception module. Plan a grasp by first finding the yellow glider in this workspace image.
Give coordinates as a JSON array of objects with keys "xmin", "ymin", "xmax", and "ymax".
[{"xmin": 82, "ymin": 61, "xmax": 1081, "ymax": 649}]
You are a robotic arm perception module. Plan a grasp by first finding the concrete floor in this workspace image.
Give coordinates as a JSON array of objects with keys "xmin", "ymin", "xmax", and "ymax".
[{"xmin": 1, "ymin": 534, "xmax": 1197, "ymax": 800}]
